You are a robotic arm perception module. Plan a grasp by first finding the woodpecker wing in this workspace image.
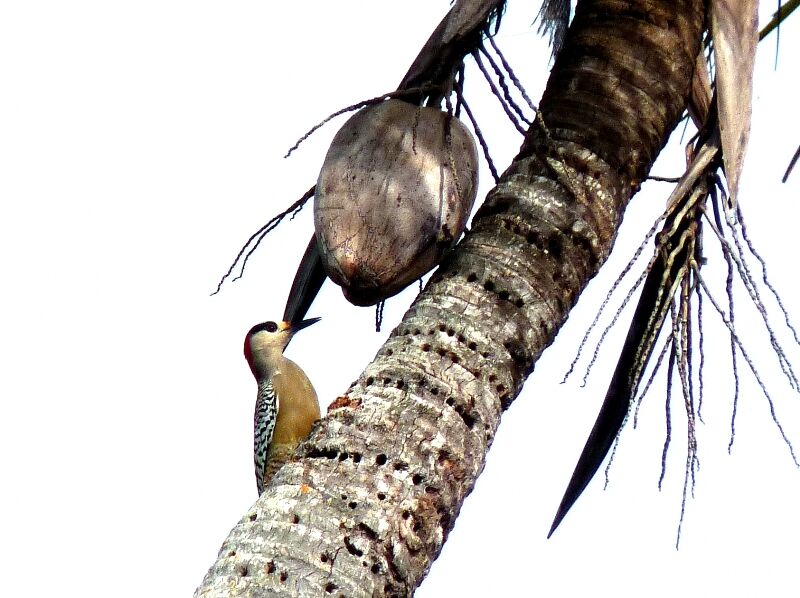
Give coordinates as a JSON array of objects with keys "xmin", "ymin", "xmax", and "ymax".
[{"xmin": 254, "ymin": 380, "xmax": 278, "ymax": 495}]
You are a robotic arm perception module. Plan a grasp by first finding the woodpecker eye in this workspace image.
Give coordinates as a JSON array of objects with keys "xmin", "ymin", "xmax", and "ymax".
[{"xmin": 247, "ymin": 321, "xmax": 281, "ymax": 338}]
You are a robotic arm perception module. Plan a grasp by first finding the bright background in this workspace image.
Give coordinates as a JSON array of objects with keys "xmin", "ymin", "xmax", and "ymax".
[{"xmin": 2, "ymin": 2, "xmax": 799, "ymax": 596}]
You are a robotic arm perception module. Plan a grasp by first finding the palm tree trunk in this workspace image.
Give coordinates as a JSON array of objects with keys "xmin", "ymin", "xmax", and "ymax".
[{"xmin": 195, "ymin": 1, "xmax": 705, "ymax": 596}]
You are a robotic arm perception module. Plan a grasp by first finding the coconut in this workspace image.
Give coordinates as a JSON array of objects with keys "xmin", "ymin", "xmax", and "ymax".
[{"xmin": 314, "ymin": 99, "xmax": 479, "ymax": 306}]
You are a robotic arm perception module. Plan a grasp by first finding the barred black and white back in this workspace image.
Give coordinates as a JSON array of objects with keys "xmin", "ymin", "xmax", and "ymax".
[{"xmin": 254, "ymin": 380, "xmax": 278, "ymax": 494}]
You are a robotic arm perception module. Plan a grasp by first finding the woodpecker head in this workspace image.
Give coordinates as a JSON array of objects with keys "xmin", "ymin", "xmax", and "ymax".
[{"xmin": 244, "ymin": 318, "xmax": 320, "ymax": 378}]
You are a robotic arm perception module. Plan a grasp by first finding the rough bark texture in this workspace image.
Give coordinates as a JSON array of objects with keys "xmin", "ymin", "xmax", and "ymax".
[{"xmin": 195, "ymin": 1, "xmax": 704, "ymax": 596}]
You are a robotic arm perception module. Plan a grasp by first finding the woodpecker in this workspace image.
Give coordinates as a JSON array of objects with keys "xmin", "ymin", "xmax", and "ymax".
[{"xmin": 244, "ymin": 318, "xmax": 321, "ymax": 494}]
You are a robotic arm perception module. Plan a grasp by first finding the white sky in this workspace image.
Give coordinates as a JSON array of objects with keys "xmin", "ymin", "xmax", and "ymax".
[{"xmin": 2, "ymin": 2, "xmax": 799, "ymax": 596}]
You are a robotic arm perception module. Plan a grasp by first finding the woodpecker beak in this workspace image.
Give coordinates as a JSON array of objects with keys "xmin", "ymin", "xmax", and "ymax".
[{"xmin": 286, "ymin": 317, "xmax": 321, "ymax": 333}]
